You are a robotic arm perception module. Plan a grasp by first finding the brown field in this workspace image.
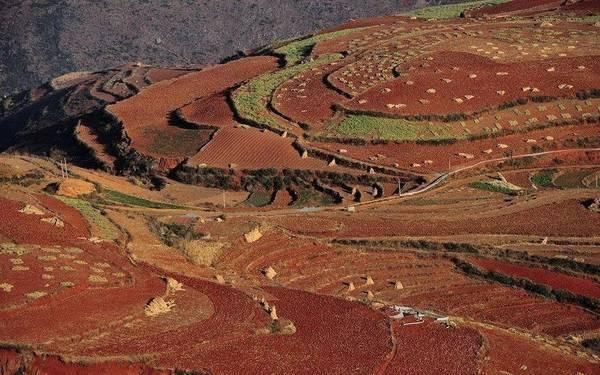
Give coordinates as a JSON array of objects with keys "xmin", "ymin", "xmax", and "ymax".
[
  {"xmin": 107, "ymin": 56, "xmax": 278, "ymax": 158},
  {"xmin": 346, "ymin": 52, "xmax": 600, "ymax": 116},
  {"xmin": 1, "ymin": 3, "xmax": 600, "ymax": 374},
  {"xmin": 470, "ymin": 257, "xmax": 600, "ymax": 299},
  {"xmin": 190, "ymin": 126, "xmax": 327, "ymax": 170}
]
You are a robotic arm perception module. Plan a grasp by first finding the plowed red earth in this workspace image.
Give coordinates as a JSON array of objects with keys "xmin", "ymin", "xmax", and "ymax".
[
  {"xmin": 145, "ymin": 68, "xmax": 194, "ymax": 84},
  {"xmin": 180, "ymin": 93, "xmax": 235, "ymax": 128},
  {"xmin": 0, "ymin": 349, "xmax": 169, "ymax": 375},
  {"xmin": 0, "ymin": 196, "xmax": 169, "ymax": 345},
  {"xmin": 190, "ymin": 126, "xmax": 327, "ymax": 169},
  {"xmin": 313, "ymin": 124, "xmax": 600, "ymax": 172},
  {"xmin": 276, "ymin": 198, "xmax": 600, "ymax": 238},
  {"xmin": 479, "ymin": 326, "xmax": 598, "ymax": 375},
  {"xmin": 272, "ymin": 62, "xmax": 347, "ymax": 128},
  {"xmin": 347, "ymin": 52, "xmax": 600, "ymax": 115},
  {"xmin": 107, "ymin": 56, "xmax": 278, "ymax": 158},
  {"xmin": 470, "ymin": 258, "xmax": 600, "ymax": 299},
  {"xmin": 217, "ymin": 233, "xmax": 599, "ymax": 337},
  {"xmin": 160, "ymin": 284, "xmax": 390, "ymax": 374},
  {"xmin": 384, "ymin": 320, "xmax": 482, "ymax": 375}
]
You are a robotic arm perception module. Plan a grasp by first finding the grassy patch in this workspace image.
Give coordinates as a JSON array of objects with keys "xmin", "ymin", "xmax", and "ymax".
[
  {"xmin": 404, "ymin": 0, "xmax": 507, "ymax": 19},
  {"xmin": 56, "ymin": 196, "xmax": 120, "ymax": 240},
  {"xmin": 243, "ymin": 191, "xmax": 273, "ymax": 207},
  {"xmin": 335, "ymin": 114, "xmax": 454, "ymax": 141},
  {"xmin": 469, "ymin": 180, "xmax": 521, "ymax": 195},
  {"xmin": 292, "ymin": 189, "xmax": 336, "ymax": 207},
  {"xmin": 103, "ymin": 189, "xmax": 185, "ymax": 209},
  {"xmin": 531, "ymin": 170, "xmax": 556, "ymax": 188},
  {"xmin": 274, "ymin": 28, "xmax": 369, "ymax": 65},
  {"xmin": 232, "ymin": 54, "xmax": 341, "ymax": 130}
]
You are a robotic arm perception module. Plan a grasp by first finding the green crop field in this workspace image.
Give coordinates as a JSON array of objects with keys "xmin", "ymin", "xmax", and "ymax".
[
  {"xmin": 274, "ymin": 28, "xmax": 370, "ymax": 65},
  {"xmin": 335, "ymin": 114, "xmax": 455, "ymax": 141},
  {"xmin": 531, "ymin": 170, "xmax": 556, "ymax": 188},
  {"xmin": 56, "ymin": 196, "xmax": 120, "ymax": 240},
  {"xmin": 103, "ymin": 190, "xmax": 186, "ymax": 209},
  {"xmin": 232, "ymin": 54, "xmax": 341, "ymax": 130},
  {"xmin": 243, "ymin": 191, "xmax": 273, "ymax": 207}
]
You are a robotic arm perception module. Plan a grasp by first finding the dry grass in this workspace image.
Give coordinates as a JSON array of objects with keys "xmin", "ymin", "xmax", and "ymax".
[
  {"xmin": 144, "ymin": 297, "xmax": 175, "ymax": 317},
  {"xmin": 181, "ymin": 240, "xmax": 225, "ymax": 266}
]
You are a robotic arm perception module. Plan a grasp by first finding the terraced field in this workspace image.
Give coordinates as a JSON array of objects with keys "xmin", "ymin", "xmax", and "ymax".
[{"xmin": 1, "ymin": 1, "xmax": 599, "ymax": 373}]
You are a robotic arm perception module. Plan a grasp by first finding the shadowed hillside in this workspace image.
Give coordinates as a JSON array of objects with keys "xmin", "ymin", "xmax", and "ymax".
[{"xmin": 1, "ymin": 0, "xmax": 476, "ymax": 95}]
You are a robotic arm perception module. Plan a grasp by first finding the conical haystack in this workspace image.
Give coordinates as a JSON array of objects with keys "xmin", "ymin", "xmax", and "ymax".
[
  {"xmin": 244, "ymin": 227, "xmax": 263, "ymax": 243},
  {"xmin": 19, "ymin": 204, "xmax": 44, "ymax": 215},
  {"xmin": 166, "ymin": 277, "xmax": 184, "ymax": 293},
  {"xmin": 365, "ymin": 275, "xmax": 374, "ymax": 286},
  {"xmin": 366, "ymin": 290, "xmax": 374, "ymax": 300},
  {"xmin": 394, "ymin": 281, "xmax": 404, "ymax": 290},
  {"xmin": 215, "ymin": 274, "xmax": 225, "ymax": 284},
  {"xmin": 41, "ymin": 217, "xmax": 65, "ymax": 228},
  {"xmin": 270, "ymin": 305, "xmax": 278, "ymax": 321},
  {"xmin": 264, "ymin": 266, "xmax": 277, "ymax": 280},
  {"xmin": 347, "ymin": 281, "xmax": 355, "ymax": 292},
  {"xmin": 144, "ymin": 297, "xmax": 176, "ymax": 317}
]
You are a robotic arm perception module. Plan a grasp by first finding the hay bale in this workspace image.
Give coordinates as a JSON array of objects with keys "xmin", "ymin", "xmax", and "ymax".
[
  {"xmin": 270, "ymin": 305, "xmax": 279, "ymax": 321},
  {"xmin": 244, "ymin": 227, "xmax": 263, "ymax": 243},
  {"xmin": 0, "ymin": 283, "xmax": 14, "ymax": 292},
  {"xmin": 264, "ymin": 266, "xmax": 277, "ymax": 280},
  {"xmin": 215, "ymin": 274, "xmax": 225, "ymax": 284},
  {"xmin": 394, "ymin": 281, "xmax": 404, "ymax": 290},
  {"xmin": 56, "ymin": 179, "xmax": 95, "ymax": 197},
  {"xmin": 144, "ymin": 297, "xmax": 176, "ymax": 317},
  {"xmin": 182, "ymin": 240, "xmax": 224, "ymax": 266},
  {"xmin": 19, "ymin": 205, "xmax": 44, "ymax": 215},
  {"xmin": 366, "ymin": 290, "xmax": 374, "ymax": 300},
  {"xmin": 365, "ymin": 275, "xmax": 374, "ymax": 285},
  {"xmin": 347, "ymin": 282, "xmax": 356, "ymax": 292},
  {"xmin": 585, "ymin": 198, "xmax": 600, "ymax": 213}
]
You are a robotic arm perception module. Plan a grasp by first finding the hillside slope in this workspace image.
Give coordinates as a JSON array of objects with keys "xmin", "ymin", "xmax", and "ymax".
[{"xmin": 1, "ymin": 0, "xmax": 479, "ymax": 95}]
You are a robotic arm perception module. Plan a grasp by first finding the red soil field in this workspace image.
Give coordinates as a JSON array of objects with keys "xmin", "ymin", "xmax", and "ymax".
[
  {"xmin": 502, "ymin": 170, "xmax": 533, "ymax": 188},
  {"xmin": 107, "ymin": 56, "xmax": 279, "ymax": 158},
  {"xmin": 0, "ymin": 349, "xmax": 169, "ymax": 375},
  {"xmin": 385, "ymin": 320, "xmax": 482, "ymax": 375},
  {"xmin": 164, "ymin": 285, "xmax": 391, "ymax": 374},
  {"xmin": 217, "ymin": 232, "xmax": 599, "ymax": 337},
  {"xmin": 179, "ymin": 93, "xmax": 236, "ymax": 128},
  {"xmin": 144, "ymin": 67, "xmax": 195, "ymax": 84},
  {"xmin": 470, "ymin": 257, "xmax": 600, "ymax": 299},
  {"xmin": 275, "ymin": 197, "xmax": 600, "ymax": 238},
  {"xmin": 272, "ymin": 62, "xmax": 347, "ymax": 128},
  {"xmin": 271, "ymin": 189, "xmax": 292, "ymax": 207},
  {"xmin": 0, "ymin": 196, "xmax": 89, "ymax": 246},
  {"xmin": 190, "ymin": 126, "xmax": 327, "ymax": 169},
  {"xmin": 313, "ymin": 124, "xmax": 600, "ymax": 172},
  {"xmin": 347, "ymin": 52, "xmax": 600, "ymax": 116},
  {"xmin": 479, "ymin": 326, "xmax": 598, "ymax": 375}
]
